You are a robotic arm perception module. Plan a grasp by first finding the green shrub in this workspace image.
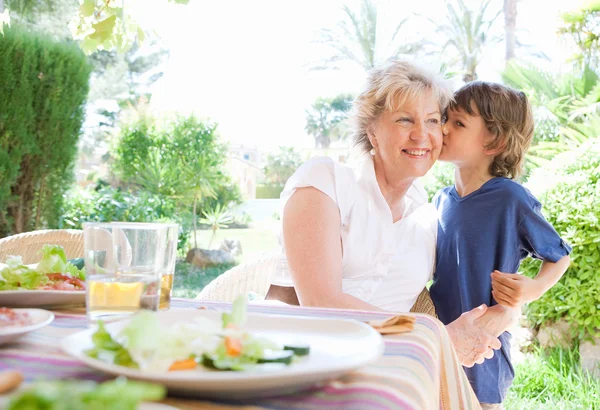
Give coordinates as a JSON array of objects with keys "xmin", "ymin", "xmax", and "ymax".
[
  {"xmin": 422, "ymin": 161, "xmax": 455, "ymax": 200},
  {"xmin": 521, "ymin": 138, "xmax": 600, "ymax": 339},
  {"xmin": 256, "ymin": 184, "xmax": 284, "ymax": 199},
  {"xmin": 59, "ymin": 186, "xmax": 189, "ymax": 252},
  {"xmin": 0, "ymin": 25, "xmax": 91, "ymax": 236}
]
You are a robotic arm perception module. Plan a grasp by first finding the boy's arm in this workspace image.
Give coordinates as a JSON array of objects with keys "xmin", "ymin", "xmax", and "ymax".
[{"xmin": 491, "ymin": 254, "xmax": 571, "ymax": 308}]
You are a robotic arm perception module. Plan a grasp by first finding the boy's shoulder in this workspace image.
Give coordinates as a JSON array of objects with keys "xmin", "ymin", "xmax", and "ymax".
[
  {"xmin": 432, "ymin": 185, "xmax": 454, "ymax": 207},
  {"xmin": 487, "ymin": 178, "xmax": 540, "ymax": 208}
]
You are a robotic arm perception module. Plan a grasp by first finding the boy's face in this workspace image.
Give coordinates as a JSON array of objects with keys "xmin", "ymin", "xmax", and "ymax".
[{"xmin": 439, "ymin": 104, "xmax": 495, "ymax": 166}]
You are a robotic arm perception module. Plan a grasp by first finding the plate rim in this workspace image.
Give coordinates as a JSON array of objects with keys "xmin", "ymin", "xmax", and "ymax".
[
  {"xmin": 0, "ymin": 308, "xmax": 55, "ymax": 336},
  {"xmin": 61, "ymin": 309, "xmax": 384, "ymax": 383}
]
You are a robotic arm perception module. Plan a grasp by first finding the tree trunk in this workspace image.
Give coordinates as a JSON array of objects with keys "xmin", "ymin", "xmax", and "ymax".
[
  {"xmin": 192, "ymin": 194, "xmax": 198, "ymax": 249},
  {"xmin": 463, "ymin": 71, "xmax": 477, "ymax": 83},
  {"xmin": 504, "ymin": 0, "xmax": 518, "ymax": 63},
  {"xmin": 34, "ymin": 177, "xmax": 46, "ymax": 230}
]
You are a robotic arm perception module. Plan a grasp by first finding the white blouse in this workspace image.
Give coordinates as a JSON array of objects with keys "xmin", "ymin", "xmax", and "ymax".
[{"xmin": 270, "ymin": 154, "xmax": 438, "ymax": 312}]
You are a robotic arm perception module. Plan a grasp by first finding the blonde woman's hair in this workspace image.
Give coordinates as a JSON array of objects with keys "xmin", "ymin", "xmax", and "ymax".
[
  {"xmin": 450, "ymin": 81, "xmax": 534, "ymax": 179},
  {"xmin": 351, "ymin": 60, "xmax": 453, "ymax": 154}
]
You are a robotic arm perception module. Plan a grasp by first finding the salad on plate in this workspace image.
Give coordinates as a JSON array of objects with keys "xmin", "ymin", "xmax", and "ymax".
[
  {"xmin": 86, "ymin": 296, "xmax": 310, "ymax": 372},
  {"xmin": 0, "ymin": 245, "xmax": 86, "ymax": 291}
]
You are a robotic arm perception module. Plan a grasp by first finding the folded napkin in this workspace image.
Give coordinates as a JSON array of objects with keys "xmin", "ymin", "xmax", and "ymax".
[{"xmin": 368, "ymin": 315, "xmax": 415, "ymax": 335}]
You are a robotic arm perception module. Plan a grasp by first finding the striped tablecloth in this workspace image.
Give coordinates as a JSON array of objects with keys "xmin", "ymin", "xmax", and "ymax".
[{"xmin": 0, "ymin": 298, "xmax": 480, "ymax": 410}]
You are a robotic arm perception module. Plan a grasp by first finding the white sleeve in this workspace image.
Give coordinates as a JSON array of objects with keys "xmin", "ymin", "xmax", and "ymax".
[{"xmin": 280, "ymin": 156, "xmax": 353, "ymax": 220}]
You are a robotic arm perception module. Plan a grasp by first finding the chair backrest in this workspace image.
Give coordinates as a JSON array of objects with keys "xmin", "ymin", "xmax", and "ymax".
[
  {"xmin": 196, "ymin": 253, "xmax": 281, "ymax": 302},
  {"xmin": 0, "ymin": 229, "xmax": 84, "ymax": 264}
]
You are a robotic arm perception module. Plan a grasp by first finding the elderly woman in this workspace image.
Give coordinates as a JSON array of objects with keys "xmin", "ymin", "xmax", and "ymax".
[{"xmin": 267, "ymin": 60, "xmax": 518, "ymax": 367}]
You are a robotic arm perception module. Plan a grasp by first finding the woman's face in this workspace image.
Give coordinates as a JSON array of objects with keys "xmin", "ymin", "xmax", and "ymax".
[{"xmin": 369, "ymin": 91, "xmax": 443, "ymax": 181}]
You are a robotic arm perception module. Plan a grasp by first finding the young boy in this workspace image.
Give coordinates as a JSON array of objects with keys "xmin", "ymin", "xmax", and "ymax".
[{"xmin": 429, "ymin": 81, "xmax": 572, "ymax": 409}]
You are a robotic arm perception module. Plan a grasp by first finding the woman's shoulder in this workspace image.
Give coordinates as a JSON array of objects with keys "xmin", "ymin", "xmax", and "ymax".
[{"xmin": 284, "ymin": 156, "xmax": 358, "ymax": 194}]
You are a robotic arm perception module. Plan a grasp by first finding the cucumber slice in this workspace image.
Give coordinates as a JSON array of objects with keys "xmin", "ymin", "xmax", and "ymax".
[
  {"xmin": 283, "ymin": 344, "xmax": 310, "ymax": 356},
  {"xmin": 257, "ymin": 349, "xmax": 294, "ymax": 365}
]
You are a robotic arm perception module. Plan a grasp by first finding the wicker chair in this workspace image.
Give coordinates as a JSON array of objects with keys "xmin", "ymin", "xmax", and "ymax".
[
  {"xmin": 196, "ymin": 253, "xmax": 437, "ymax": 317},
  {"xmin": 196, "ymin": 253, "xmax": 281, "ymax": 302},
  {"xmin": 0, "ymin": 229, "xmax": 84, "ymax": 264}
]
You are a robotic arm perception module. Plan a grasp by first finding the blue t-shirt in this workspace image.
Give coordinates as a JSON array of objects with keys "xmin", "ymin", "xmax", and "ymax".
[{"xmin": 430, "ymin": 177, "xmax": 571, "ymax": 404}]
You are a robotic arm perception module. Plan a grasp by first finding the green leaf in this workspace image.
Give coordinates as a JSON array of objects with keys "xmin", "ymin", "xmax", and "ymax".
[
  {"xmin": 89, "ymin": 14, "xmax": 117, "ymax": 42},
  {"xmin": 80, "ymin": 0, "xmax": 96, "ymax": 17},
  {"xmin": 222, "ymin": 295, "xmax": 247, "ymax": 328},
  {"xmin": 169, "ymin": 0, "xmax": 191, "ymax": 4}
]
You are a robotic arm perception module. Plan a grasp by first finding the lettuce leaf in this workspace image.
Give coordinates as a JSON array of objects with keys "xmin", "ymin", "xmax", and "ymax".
[
  {"xmin": 222, "ymin": 295, "xmax": 247, "ymax": 328},
  {"xmin": 7, "ymin": 378, "xmax": 165, "ymax": 410},
  {"xmin": 0, "ymin": 245, "xmax": 86, "ymax": 290},
  {"xmin": 85, "ymin": 322, "xmax": 138, "ymax": 369},
  {"xmin": 0, "ymin": 261, "xmax": 49, "ymax": 290}
]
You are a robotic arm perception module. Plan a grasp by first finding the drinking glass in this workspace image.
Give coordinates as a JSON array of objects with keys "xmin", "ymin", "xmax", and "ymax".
[{"xmin": 83, "ymin": 222, "xmax": 178, "ymax": 322}]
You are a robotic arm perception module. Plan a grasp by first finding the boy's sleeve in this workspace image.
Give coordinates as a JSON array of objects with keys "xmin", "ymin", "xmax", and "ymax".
[{"xmin": 518, "ymin": 198, "xmax": 572, "ymax": 262}]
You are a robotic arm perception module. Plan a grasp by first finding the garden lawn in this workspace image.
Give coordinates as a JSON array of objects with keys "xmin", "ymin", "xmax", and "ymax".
[
  {"xmin": 190, "ymin": 223, "xmax": 280, "ymax": 264},
  {"xmin": 173, "ymin": 223, "xmax": 280, "ymax": 298}
]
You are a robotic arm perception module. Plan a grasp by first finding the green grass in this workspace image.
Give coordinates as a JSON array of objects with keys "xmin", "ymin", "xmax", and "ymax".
[
  {"xmin": 189, "ymin": 226, "xmax": 280, "ymax": 264},
  {"xmin": 173, "ymin": 224, "xmax": 279, "ymax": 298},
  {"xmin": 172, "ymin": 261, "xmax": 234, "ymax": 299},
  {"xmin": 506, "ymin": 344, "xmax": 600, "ymax": 409}
]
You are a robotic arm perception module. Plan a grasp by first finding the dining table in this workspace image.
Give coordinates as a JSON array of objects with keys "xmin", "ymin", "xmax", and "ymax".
[{"xmin": 0, "ymin": 298, "xmax": 481, "ymax": 410}]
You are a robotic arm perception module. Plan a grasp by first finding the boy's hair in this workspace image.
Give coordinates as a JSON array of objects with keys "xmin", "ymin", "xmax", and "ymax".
[{"xmin": 449, "ymin": 81, "xmax": 534, "ymax": 179}]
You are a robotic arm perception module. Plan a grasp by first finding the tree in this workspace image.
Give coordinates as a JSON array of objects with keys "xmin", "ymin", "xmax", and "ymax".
[
  {"xmin": 305, "ymin": 94, "xmax": 354, "ymax": 148},
  {"xmin": 316, "ymin": 0, "xmax": 420, "ymax": 71},
  {"xmin": 112, "ymin": 115, "xmax": 231, "ymax": 249},
  {"xmin": 558, "ymin": 0, "xmax": 600, "ymax": 69},
  {"xmin": 502, "ymin": 62, "xmax": 600, "ymax": 166},
  {"xmin": 503, "ymin": 0, "xmax": 518, "ymax": 63},
  {"xmin": 0, "ymin": 26, "xmax": 91, "ymax": 235},
  {"xmin": 0, "ymin": 0, "xmax": 189, "ymax": 54},
  {"xmin": 263, "ymin": 147, "xmax": 303, "ymax": 186},
  {"xmin": 433, "ymin": 0, "xmax": 502, "ymax": 82}
]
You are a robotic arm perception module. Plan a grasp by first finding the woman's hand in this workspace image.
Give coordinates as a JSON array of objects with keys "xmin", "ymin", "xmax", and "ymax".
[{"xmin": 446, "ymin": 305, "xmax": 501, "ymax": 367}]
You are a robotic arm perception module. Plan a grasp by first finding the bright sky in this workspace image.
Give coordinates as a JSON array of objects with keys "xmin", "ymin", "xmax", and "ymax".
[{"xmin": 129, "ymin": 0, "xmax": 575, "ymax": 151}]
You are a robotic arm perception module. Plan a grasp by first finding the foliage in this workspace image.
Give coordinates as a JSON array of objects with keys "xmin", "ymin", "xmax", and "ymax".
[
  {"xmin": 520, "ymin": 138, "xmax": 600, "ymax": 340},
  {"xmin": 315, "ymin": 0, "xmax": 420, "ymax": 71},
  {"xmin": 305, "ymin": 94, "xmax": 353, "ymax": 148},
  {"xmin": 256, "ymin": 184, "xmax": 284, "ymax": 199},
  {"xmin": 505, "ymin": 345, "xmax": 600, "ymax": 409},
  {"xmin": 558, "ymin": 0, "xmax": 600, "ymax": 69},
  {"xmin": 111, "ymin": 115, "xmax": 232, "ymax": 249},
  {"xmin": 422, "ymin": 161, "xmax": 455, "ymax": 201},
  {"xmin": 430, "ymin": 0, "xmax": 501, "ymax": 82},
  {"xmin": 0, "ymin": 0, "xmax": 188, "ymax": 54},
  {"xmin": 59, "ymin": 185, "xmax": 190, "ymax": 251},
  {"xmin": 503, "ymin": 62, "xmax": 600, "ymax": 170},
  {"xmin": 199, "ymin": 204, "xmax": 233, "ymax": 249},
  {"xmin": 263, "ymin": 146, "xmax": 303, "ymax": 185},
  {"xmin": 68, "ymin": 0, "xmax": 188, "ymax": 54},
  {"xmin": 0, "ymin": 25, "xmax": 91, "ymax": 236}
]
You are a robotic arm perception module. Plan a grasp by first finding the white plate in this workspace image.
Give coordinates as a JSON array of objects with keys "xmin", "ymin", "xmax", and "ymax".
[
  {"xmin": 0, "ymin": 308, "xmax": 54, "ymax": 345},
  {"xmin": 0, "ymin": 290, "xmax": 85, "ymax": 308},
  {"xmin": 62, "ymin": 309, "xmax": 384, "ymax": 399}
]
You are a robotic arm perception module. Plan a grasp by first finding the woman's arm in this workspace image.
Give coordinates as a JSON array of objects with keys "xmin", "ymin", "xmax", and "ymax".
[{"xmin": 282, "ymin": 187, "xmax": 382, "ymax": 311}]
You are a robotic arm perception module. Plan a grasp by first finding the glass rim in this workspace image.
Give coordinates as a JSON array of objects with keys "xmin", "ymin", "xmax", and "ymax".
[{"xmin": 83, "ymin": 222, "xmax": 179, "ymax": 229}]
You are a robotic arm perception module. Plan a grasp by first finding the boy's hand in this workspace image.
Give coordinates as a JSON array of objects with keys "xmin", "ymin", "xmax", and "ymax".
[{"xmin": 491, "ymin": 270, "xmax": 543, "ymax": 308}]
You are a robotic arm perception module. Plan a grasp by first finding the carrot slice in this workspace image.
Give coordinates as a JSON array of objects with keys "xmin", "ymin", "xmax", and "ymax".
[
  {"xmin": 168, "ymin": 358, "xmax": 197, "ymax": 371},
  {"xmin": 225, "ymin": 336, "xmax": 243, "ymax": 357}
]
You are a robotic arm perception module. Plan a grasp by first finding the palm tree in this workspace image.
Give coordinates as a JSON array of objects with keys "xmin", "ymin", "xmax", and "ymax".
[
  {"xmin": 502, "ymin": 62, "xmax": 600, "ymax": 165},
  {"xmin": 503, "ymin": 0, "xmax": 518, "ymax": 63},
  {"xmin": 316, "ymin": 0, "xmax": 419, "ymax": 72},
  {"xmin": 435, "ymin": 0, "xmax": 502, "ymax": 82}
]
